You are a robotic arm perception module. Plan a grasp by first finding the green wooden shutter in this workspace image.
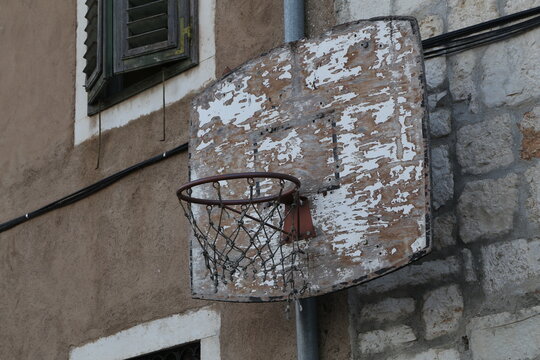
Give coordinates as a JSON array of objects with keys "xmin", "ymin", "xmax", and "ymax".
[
  {"xmin": 114, "ymin": 0, "xmax": 194, "ymax": 73},
  {"xmin": 83, "ymin": 0, "xmax": 102, "ymax": 96},
  {"xmin": 84, "ymin": 0, "xmax": 114, "ymax": 105},
  {"xmin": 84, "ymin": 0, "xmax": 197, "ymax": 114}
]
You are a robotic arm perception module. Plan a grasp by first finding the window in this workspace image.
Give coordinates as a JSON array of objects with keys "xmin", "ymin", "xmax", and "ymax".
[
  {"xmin": 75, "ymin": 0, "xmax": 215, "ymax": 144},
  {"xmin": 83, "ymin": 0, "xmax": 198, "ymax": 115},
  {"xmin": 127, "ymin": 341, "xmax": 200, "ymax": 360}
]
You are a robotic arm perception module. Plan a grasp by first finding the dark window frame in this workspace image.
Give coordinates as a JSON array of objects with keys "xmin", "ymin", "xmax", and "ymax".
[
  {"xmin": 83, "ymin": 0, "xmax": 103, "ymax": 91},
  {"xmin": 125, "ymin": 340, "xmax": 201, "ymax": 360},
  {"xmin": 83, "ymin": 0, "xmax": 198, "ymax": 116}
]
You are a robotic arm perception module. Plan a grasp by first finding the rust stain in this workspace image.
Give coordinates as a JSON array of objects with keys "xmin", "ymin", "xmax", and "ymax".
[{"xmin": 521, "ymin": 128, "xmax": 540, "ymax": 160}]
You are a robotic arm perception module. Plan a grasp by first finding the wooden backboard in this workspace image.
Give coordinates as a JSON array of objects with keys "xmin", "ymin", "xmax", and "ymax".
[{"xmin": 187, "ymin": 18, "xmax": 431, "ymax": 302}]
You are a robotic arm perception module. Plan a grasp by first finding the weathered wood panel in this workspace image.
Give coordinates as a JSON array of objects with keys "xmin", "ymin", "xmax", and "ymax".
[{"xmin": 188, "ymin": 18, "xmax": 431, "ymax": 302}]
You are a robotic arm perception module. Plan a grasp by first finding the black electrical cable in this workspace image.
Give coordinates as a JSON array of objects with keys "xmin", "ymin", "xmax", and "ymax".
[
  {"xmin": 422, "ymin": 6, "xmax": 540, "ymax": 58},
  {"xmin": 422, "ymin": 6, "xmax": 540, "ymax": 48},
  {"xmin": 1, "ymin": 6, "xmax": 540, "ymax": 235},
  {"xmin": 423, "ymin": 15, "xmax": 540, "ymax": 58},
  {"xmin": 424, "ymin": 16, "xmax": 540, "ymax": 58},
  {"xmin": 0, "ymin": 142, "xmax": 188, "ymax": 234}
]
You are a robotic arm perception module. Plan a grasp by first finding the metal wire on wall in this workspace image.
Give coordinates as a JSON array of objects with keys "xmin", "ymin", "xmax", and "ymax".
[{"xmin": 1, "ymin": 6, "xmax": 539, "ymax": 235}]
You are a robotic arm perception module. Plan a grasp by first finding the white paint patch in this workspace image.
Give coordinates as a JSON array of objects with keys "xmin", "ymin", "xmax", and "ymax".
[
  {"xmin": 197, "ymin": 139, "xmax": 214, "ymax": 151},
  {"xmin": 70, "ymin": 307, "xmax": 221, "ymax": 360},
  {"xmin": 334, "ymin": 92, "xmax": 358, "ymax": 102},
  {"xmin": 278, "ymin": 64, "xmax": 292, "ymax": 80},
  {"xmin": 302, "ymin": 28, "xmax": 372, "ymax": 89},
  {"xmin": 349, "ymin": 249, "xmax": 363, "ymax": 258},
  {"xmin": 312, "ymin": 181, "xmax": 377, "ymax": 257},
  {"xmin": 372, "ymin": 22, "xmax": 392, "ymax": 69},
  {"xmin": 388, "ymin": 204, "xmax": 414, "ymax": 215},
  {"xmin": 363, "ymin": 257, "xmax": 385, "ymax": 272},
  {"xmin": 373, "ymin": 97, "xmax": 396, "ymax": 124},
  {"xmin": 74, "ymin": 0, "xmax": 217, "ymax": 145},
  {"xmin": 392, "ymin": 189, "xmax": 411, "ymax": 204},
  {"xmin": 336, "ymin": 267, "xmax": 355, "ymax": 279},
  {"xmin": 397, "ymin": 106, "xmax": 416, "ymax": 161},
  {"xmin": 389, "ymin": 165, "xmax": 416, "ymax": 184},
  {"xmin": 411, "ymin": 236, "xmax": 426, "ymax": 252},
  {"xmin": 197, "ymin": 127, "xmax": 213, "ymax": 138},
  {"xmin": 197, "ymin": 75, "xmax": 266, "ymax": 130},
  {"xmin": 257, "ymin": 129, "xmax": 304, "ymax": 165}
]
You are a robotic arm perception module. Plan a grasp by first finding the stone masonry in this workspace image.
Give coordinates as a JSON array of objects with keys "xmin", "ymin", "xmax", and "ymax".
[{"xmin": 336, "ymin": 0, "xmax": 540, "ymax": 358}]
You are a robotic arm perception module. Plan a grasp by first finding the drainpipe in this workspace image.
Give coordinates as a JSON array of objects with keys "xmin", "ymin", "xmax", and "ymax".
[
  {"xmin": 295, "ymin": 297, "xmax": 319, "ymax": 360},
  {"xmin": 284, "ymin": 0, "xmax": 305, "ymax": 42},
  {"xmin": 284, "ymin": 3, "xmax": 319, "ymax": 359}
]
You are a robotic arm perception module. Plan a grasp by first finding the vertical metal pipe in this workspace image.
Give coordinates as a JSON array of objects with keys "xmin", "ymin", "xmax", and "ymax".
[
  {"xmin": 284, "ymin": 1, "xmax": 318, "ymax": 359},
  {"xmin": 295, "ymin": 298, "xmax": 320, "ymax": 360},
  {"xmin": 284, "ymin": 0, "xmax": 305, "ymax": 42}
]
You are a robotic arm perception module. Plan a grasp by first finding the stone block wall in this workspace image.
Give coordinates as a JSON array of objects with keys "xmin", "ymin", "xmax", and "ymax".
[{"xmin": 334, "ymin": 0, "xmax": 540, "ymax": 358}]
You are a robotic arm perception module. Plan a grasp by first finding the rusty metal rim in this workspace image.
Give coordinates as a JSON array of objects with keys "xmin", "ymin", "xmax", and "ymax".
[{"xmin": 176, "ymin": 172, "xmax": 301, "ymax": 205}]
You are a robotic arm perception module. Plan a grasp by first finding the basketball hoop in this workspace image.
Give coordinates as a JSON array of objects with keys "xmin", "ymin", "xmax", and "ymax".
[
  {"xmin": 177, "ymin": 172, "xmax": 315, "ymax": 301},
  {"xmin": 182, "ymin": 19, "xmax": 430, "ymax": 303}
]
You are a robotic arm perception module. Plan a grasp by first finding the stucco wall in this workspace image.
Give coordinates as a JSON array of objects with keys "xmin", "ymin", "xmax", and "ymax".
[
  {"xmin": 0, "ymin": 1, "xmax": 77, "ymax": 216},
  {"xmin": 0, "ymin": 1, "xmax": 350, "ymax": 359}
]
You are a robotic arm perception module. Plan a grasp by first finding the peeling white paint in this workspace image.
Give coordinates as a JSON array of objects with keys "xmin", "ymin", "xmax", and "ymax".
[
  {"xmin": 388, "ymin": 204, "xmax": 415, "ymax": 215},
  {"xmin": 278, "ymin": 64, "xmax": 293, "ymax": 80},
  {"xmin": 411, "ymin": 236, "xmax": 426, "ymax": 252},
  {"xmin": 189, "ymin": 20, "xmax": 429, "ymax": 300},
  {"xmin": 302, "ymin": 28, "xmax": 372, "ymax": 89},
  {"xmin": 363, "ymin": 257, "xmax": 384, "ymax": 272},
  {"xmin": 373, "ymin": 98, "xmax": 396, "ymax": 124},
  {"xmin": 334, "ymin": 92, "xmax": 358, "ymax": 102},
  {"xmin": 258, "ymin": 129, "xmax": 304, "ymax": 164},
  {"xmin": 313, "ymin": 182, "xmax": 372, "ymax": 254},
  {"xmin": 197, "ymin": 139, "xmax": 214, "ymax": 151},
  {"xmin": 197, "ymin": 76, "xmax": 266, "ymax": 130},
  {"xmin": 372, "ymin": 22, "xmax": 392, "ymax": 69}
]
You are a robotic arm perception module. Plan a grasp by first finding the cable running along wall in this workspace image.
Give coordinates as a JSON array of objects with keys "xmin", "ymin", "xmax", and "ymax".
[{"xmin": 1, "ymin": 6, "xmax": 539, "ymax": 234}]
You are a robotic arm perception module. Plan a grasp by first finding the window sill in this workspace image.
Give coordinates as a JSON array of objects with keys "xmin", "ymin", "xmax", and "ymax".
[{"xmin": 69, "ymin": 307, "xmax": 221, "ymax": 360}]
